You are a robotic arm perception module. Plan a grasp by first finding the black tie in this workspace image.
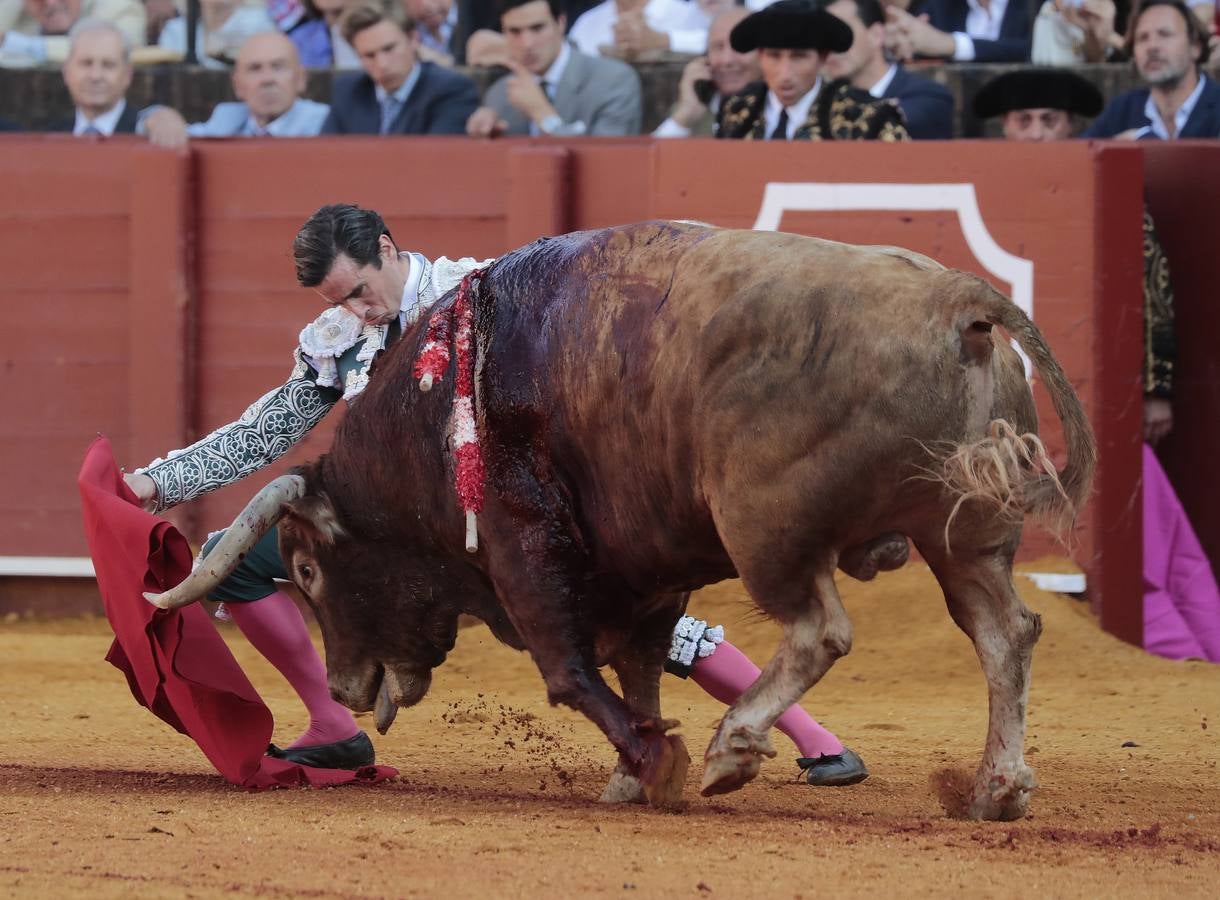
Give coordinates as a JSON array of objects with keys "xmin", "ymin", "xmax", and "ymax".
[{"xmin": 769, "ymin": 108, "xmax": 789, "ymax": 140}]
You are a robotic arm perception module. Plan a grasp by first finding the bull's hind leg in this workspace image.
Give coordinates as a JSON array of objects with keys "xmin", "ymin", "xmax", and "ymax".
[
  {"xmin": 700, "ymin": 565, "xmax": 851, "ymax": 796},
  {"xmin": 917, "ymin": 540, "xmax": 1040, "ymax": 821}
]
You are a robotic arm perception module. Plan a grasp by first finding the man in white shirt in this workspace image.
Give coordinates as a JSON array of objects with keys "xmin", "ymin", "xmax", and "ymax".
[
  {"xmin": 0, "ymin": 0, "xmax": 145, "ymax": 67},
  {"xmin": 48, "ymin": 18, "xmax": 137, "ymax": 135},
  {"xmin": 568, "ymin": 0, "xmax": 712, "ymax": 58},
  {"xmin": 882, "ymin": 0, "xmax": 1032, "ymax": 64},
  {"xmin": 401, "ymin": 0, "xmax": 459, "ymax": 64}
]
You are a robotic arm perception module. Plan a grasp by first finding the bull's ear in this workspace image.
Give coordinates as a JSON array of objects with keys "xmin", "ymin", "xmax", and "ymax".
[{"xmin": 281, "ymin": 493, "xmax": 348, "ymax": 547}]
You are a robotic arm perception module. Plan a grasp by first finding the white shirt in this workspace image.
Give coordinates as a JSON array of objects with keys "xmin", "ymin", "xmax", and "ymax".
[
  {"xmin": 764, "ymin": 79, "xmax": 820, "ymax": 140},
  {"xmin": 73, "ymin": 99, "xmax": 127, "ymax": 136},
  {"xmin": 568, "ymin": 0, "xmax": 710, "ymax": 57},
  {"xmin": 951, "ymin": 0, "xmax": 1009, "ymax": 62},
  {"xmin": 418, "ymin": 3, "xmax": 459, "ymax": 56},
  {"xmin": 867, "ymin": 64, "xmax": 898, "ymax": 99},
  {"xmin": 1135, "ymin": 73, "xmax": 1208, "ymax": 140},
  {"xmin": 158, "ymin": 7, "xmax": 277, "ymax": 70}
]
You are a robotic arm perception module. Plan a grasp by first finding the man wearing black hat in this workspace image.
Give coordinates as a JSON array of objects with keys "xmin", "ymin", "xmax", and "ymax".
[
  {"xmin": 971, "ymin": 66, "xmax": 1103, "ymax": 140},
  {"xmin": 973, "ymin": 66, "xmax": 1176, "ymax": 446},
  {"xmin": 716, "ymin": 0, "xmax": 909, "ymax": 141}
]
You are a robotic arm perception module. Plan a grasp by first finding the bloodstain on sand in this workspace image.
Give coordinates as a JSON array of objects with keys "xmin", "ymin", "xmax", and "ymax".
[{"xmin": 1, "ymin": 561, "xmax": 1217, "ymax": 897}]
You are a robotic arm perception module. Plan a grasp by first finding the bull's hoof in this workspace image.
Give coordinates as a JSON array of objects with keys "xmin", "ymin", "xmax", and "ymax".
[
  {"xmin": 638, "ymin": 734, "xmax": 690, "ymax": 807},
  {"xmin": 599, "ymin": 771, "xmax": 648, "ymax": 805},
  {"xmin": 968, "ymin": 766, "xmax": 1038, "ymax": 821},
  {"xmin": 699, "ymin": 726, "xmax": 777, "ymax": 797}
]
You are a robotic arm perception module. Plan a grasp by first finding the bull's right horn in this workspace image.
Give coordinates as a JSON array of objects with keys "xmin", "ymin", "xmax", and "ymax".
[{"xmin": 144, "ymin": 474, "xmax": 306, "ymax": 610}]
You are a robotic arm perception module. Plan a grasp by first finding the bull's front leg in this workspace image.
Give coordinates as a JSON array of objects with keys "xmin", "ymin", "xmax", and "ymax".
[
  {"xmin": 478, "ymin": 489, "xmax": 687, "ymax": 806},
  {"xmin": 601, "ymin": 596, "xmax": 689, "ymax": 804}
]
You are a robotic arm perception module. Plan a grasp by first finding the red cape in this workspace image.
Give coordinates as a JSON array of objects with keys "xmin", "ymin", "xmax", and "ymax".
[{"xmin": 78, "ymin": 436, "xmax": 397, "ymax": 789}]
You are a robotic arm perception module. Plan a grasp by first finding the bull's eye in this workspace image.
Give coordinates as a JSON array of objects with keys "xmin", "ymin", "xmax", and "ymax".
[{"xmin": 298, "ymin": 564, "xmax": 314, "ymax": 581}]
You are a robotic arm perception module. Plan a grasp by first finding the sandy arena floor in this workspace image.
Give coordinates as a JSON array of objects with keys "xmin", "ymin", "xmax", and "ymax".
[{"xmin": 1, "ymin": 561, "xmax": 1218, "ymax": 898}]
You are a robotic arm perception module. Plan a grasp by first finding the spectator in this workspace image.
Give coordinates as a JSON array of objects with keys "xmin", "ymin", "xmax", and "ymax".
[
  {"xmin": 884, "ymin": 0, "xmax": 1034, "ymax": 62},
  {"xmin": 47, "ymin": 18, "xmax": 136, "ymax": 134},
  {"xmin": 971, "ymin": 65, "xmax": 1103, "ymax": 138},
  {"xmin": 142, "ymin": 31, "xmax": 329, "ymax": 143},
  {"xmin": 466, "ymin": 0, "xmax": 641, "ymax": 136},
  {"xmin": 1031, "ymin": 0, "xmax": 1123, "ymax": 63},
  {"xmin": 717, "ymin": 0, "xmax": 910, "ymax": 140},
  {"xmin": 283, "ymin": 0, "xmax": 363, "ymax": 67},
  {"xmin": 971, "ymin": 66, "xmax": 1220, "ymax": 663},
  {"xmin": 1085, "ymin": 0, "xmax": 1218, "ymax": 139},
  {"xmin": 653, "ymin": 5, "xmax": 758, "ymax": 136},
  {"xmin": 158, "ymin": 0, "xmax": 278, "ymax": 68},
  {"xmin": 322, "ymin": 4, "xmax": 479, "ymax": 133},
  {"xmin": 568, "ymin": 0, "xmax": 712, "ymax": 59},
  {"xmin": 402, "ymin": 0, "xmax": 459, "ymax": 64},
  {"xmin": 821, "ymin": 0, "xmax": 953, "ymax": 137},
  {"xmin": 0, "ymin": 0, "xmax": 145, "ymax": 66},
  {"xmin": 462, "ymin": 0, "xmax": 603, "ymax": 64}
]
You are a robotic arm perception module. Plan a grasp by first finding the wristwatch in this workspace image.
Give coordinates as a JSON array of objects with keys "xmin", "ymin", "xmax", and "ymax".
[{"xmin": 537, "ymin": 113, "xmax": 564, "ymax": 135}]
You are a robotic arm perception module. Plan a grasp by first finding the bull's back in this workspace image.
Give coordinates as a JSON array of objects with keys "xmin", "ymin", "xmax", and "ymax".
[{"xmin": 479, "ymin": 223, "xmax": 1029, "ymax": 588}]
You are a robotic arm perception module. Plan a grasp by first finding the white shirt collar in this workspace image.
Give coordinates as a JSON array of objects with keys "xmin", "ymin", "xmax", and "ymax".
[
  {"xmin": 964, "ymin": 0, "xmax": 1007, "ymax": 41},
  {"xmin": 765, "ymin": 78, "xmax": 821, "ymax": 140},
  {"xmin": 397, "ymin": 252, "xmax": 429, "ymax": 328},
  {"xmin": 541, "ymin": 40, "xmax": 572, "ymax": 94},
  {"xmin": 868, "ymin": 64, "xmax": 898, "ymax": 99},
  {"xmin": 73, "ymin": 99, "xmax": 127, "ymax": 137},
  {"xmin": 1142, "ymin": 72, "xmax": 1207, "ymax": 140},
  {"xmin": 375, "ymin": 63, "xmax": 422, "ymax": 107}
]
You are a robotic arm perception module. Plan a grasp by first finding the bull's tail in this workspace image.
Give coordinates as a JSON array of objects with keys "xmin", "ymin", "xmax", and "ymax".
[{"xmin": 935, "ymin": 278, "xmax": 1097, "ymax": 545}]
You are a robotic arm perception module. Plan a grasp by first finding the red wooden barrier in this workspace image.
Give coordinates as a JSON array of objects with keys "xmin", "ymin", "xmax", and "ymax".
[{"xmin": 0, "ymin": 135, "xmax": 1170, "ymax": 646}]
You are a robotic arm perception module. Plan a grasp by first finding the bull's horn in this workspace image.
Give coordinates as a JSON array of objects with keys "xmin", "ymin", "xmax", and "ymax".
[{"xmin": 144, "ymin": 474, "xmax": 306, "ymax": 610}]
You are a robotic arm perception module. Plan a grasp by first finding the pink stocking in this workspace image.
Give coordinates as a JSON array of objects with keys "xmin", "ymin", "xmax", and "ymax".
[
  {"xmin": 226, "ymin": 591, "xmax": 359, "ymax": 749},
  {"xmin": 689, "ymin": 639, "xmax": 844, "ymax": 758}
]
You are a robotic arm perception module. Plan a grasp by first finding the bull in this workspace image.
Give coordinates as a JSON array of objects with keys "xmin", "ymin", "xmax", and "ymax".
[{"xmin": 150, "ymin": 222, "xmax": 1095, "ymax": 820}]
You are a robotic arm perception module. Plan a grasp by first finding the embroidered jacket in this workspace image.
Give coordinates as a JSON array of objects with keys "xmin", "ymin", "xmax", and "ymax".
[
  {"xmin": 716, "ymin": 79, "xmax": 910, "ymax": 142},
  {"xmin": 137, "ymin": 254, "xmax": 488, "ymax": 512},
  {"xmin": 1142, "ymin": 209, "xmax": 1175, "ymax": 399}
]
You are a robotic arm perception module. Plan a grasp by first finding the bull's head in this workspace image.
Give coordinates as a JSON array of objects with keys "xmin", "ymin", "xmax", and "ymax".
[{"xmin": 143, "ymin": 466, "xmax": 469, "ymax": 734}]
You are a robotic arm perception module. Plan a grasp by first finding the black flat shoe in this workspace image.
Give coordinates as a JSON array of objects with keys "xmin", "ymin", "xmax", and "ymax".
[
  {"xmin": 266, "ymin": 731, "xmax": 375, "ymax": 770},
  {"xmin": 796, "ymin": 747, "xmax": 869, "ymax": 786}
]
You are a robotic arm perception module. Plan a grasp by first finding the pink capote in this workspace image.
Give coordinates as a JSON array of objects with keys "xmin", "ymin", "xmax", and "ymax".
[
  {"xmin": 1143, "ymin": 444, "xmax": 1220, "ymax": 662},
  {"xmin": 78, "ymin": 436, "xmax": 398, "ymax": 789}
]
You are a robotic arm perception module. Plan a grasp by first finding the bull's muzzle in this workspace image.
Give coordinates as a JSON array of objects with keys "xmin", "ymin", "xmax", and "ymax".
[{"xmin": 143, "ymin": 474, "xmax": 306, "ymax": 610}]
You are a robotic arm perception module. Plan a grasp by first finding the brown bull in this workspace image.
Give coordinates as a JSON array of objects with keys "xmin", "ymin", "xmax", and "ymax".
[{"xmin": 151, "ymin": 222, "xmax": 1095, "ymax": 820}]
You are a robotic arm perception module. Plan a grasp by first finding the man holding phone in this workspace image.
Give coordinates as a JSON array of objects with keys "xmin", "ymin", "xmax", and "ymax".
[{"xmin": 653, "ymin": 5, "xmax": 759, "ymax": 137}]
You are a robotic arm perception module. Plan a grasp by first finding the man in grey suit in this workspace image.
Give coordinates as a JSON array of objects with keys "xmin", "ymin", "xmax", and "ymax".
[{"xmin": 466, "ymin": 0, "xmax": 641, "ymax": 137}]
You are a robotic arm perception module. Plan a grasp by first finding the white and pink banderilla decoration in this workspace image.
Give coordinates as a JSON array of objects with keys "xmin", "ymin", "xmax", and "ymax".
[{"xmin": 412, "ymin": 270, "xmax": 487, "ymax": 553}]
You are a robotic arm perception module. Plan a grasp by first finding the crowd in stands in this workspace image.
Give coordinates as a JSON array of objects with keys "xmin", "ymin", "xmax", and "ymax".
[{"xmin": 0, "ymin": 0, "xmax": 1216, "ymax": 140}]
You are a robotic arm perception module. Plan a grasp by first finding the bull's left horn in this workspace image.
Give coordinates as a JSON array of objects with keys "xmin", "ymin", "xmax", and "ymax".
[{"xmin": 144, "ymin": 474, "xmax": 306, "ymax": 610}]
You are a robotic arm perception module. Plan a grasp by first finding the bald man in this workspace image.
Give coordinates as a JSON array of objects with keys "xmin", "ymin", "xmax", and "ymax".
[{"xmin": 143, "ymin": 31, "xmax": 329, "ymax": 145}]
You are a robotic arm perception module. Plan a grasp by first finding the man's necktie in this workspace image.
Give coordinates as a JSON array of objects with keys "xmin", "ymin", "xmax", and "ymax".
[
  {"xmin": 768, "ymin": 108, "xmax": 789, "ymax": 141},
  {"xmin": 82, "ymin": 124, "xmax": 102, "ymax": 137},
  {"xmin": 379, "ymin": 96, "xmax": 402, "ymax": 135}
]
